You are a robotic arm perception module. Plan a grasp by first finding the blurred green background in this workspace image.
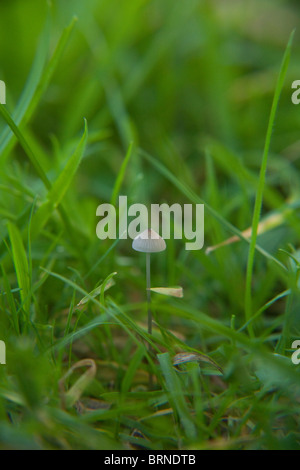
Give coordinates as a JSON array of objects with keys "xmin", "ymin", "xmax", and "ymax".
[{"xmin": 0, "ymin": 0, "xmax": 300, "ymax": 450}]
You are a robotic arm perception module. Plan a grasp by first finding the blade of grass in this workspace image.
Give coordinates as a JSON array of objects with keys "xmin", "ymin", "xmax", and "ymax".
[
  {"xmin": 0, "ymin": 16, "xmax": 77, "ymax": 162},
  {"xmin": 1, "ymin": 265, "xmax": 19, "ymax": 334},
  {"xmin": 0, "ymin": 106, "xmax": 89, "ymax": 265},
  {"xmin": 0, "ymin": 103, "xmax": 51, "ymax": 188},
  {"xmin": 139, "ymin": 148, "xmax": 286, "ymax": 272},
  {"xmin": 83, "ymin": 237, "xmax": 121, "ymax": 280},
  {"xmin": 59, "ymin": 359, "xmax": 97, "ymax": 409},
  {"xmin": 51, "ymin": 316, "xmax": 115, "ymax": 352},
  {"xmin": 30, "ymin": 119, "xmax": 88, "ymax": 237},
  {"xmin": 121, "ymin": 345, "xmax": 145, "ymax": 393},
  {"xmin": 245, "ymin": 30, "xmax": 295, "ymax": 337},
  {"xmin": 41, "ymin": 268, "xmax": 159, "ymax": 360},
  {"xmin": 76, "ymin": 273, "xmax": 116, "ymax": 309},
  {"xmin": 110, "ymin": 141, "xmax": 134, "ymax": 206},
  {"xmin": 158, "ymin": 352, "xmax": 197, "ymax": 440},
  {"xmin": 102, "ymin": 77, "xmax": 134, "ymax": 149},
  {"xmin": 239, "ymin": 289, "xmax": 290, "ymax": 333},
  {"xmin": 0, "ymin": 13, "xmax": 50, "ymax": 156},
  {"xmin": 7, "ymin": 222, "xmax": 31, "ymax": 325}
]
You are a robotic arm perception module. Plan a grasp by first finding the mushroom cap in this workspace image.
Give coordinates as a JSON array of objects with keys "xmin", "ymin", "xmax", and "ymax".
[{"xmin": 132, "ymin": 228, "xmax": 166, "ymax": 253}]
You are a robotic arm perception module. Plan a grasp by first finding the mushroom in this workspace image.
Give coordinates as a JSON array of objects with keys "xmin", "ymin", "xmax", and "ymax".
[{"xmin": 132, "ymin": 228, "xmax": 166, "ymax": 386}]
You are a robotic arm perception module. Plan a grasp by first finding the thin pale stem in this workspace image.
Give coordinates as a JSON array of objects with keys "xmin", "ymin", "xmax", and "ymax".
[
  {"xmin": 146, "ymin": 252, "xmax": 152, "ymax": 335},
  {"xmin": 146, "ymin": 252, "xmax": 153, "ymax": 388}
]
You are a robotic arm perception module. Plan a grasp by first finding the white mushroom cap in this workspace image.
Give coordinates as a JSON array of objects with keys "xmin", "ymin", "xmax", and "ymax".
[{"xmin": 132, "ymin": 228, "xmax": 166, "ymax": 253}]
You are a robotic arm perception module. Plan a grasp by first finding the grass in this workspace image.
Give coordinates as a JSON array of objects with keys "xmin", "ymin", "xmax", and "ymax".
[
  {"xmin": 0, "ymin": 0, "xmax": 300, "ymax": 450},
  {"xmin": 244, "ymin": 30, "xmax": 295, "ymax": 338}
]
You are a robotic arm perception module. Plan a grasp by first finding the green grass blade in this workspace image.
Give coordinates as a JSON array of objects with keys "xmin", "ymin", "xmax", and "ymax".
[
  {"xmin": 110, "ymin": 141, "xmax": 134, "ymax": 206},
  {"xmin": 0, "ymin": 13, "xmax": 50, "ymax": 156},
  {"xmin": 0, "ymin": 16, "xmax": 77, "ymax": 162},
  {"xmin": 52, "ymin": 317, "xmax": 114, "ymax": 352},
  {"xmin": 139, "ymin": 147, "xmax": 286, "ymax": 271},
  {"xmin": 158, "ymin": 352, "xmax": 197, "ymax": 440},
  {"xmin": 102, "ymin": 77, "xmax": 134, "ymax": 148},
  {"xmin": 1, "ymin": 265, "xmax": 19, "ymax": 334},
  {"xmin": 0, "ymin": 106, "xmax": 90, "ymax": 266},
  {"xmin": 47, "ymin": 117, "xmax": 87, "ymax": 200},
  {"xmin": 30, "ymin": 120, "xmax": 88, "ymax": 237},
  {"xmin": 77, "ymin": 272, "xmax": 116, "ymax": 309},
  {"xmin": 7, "ymin": 222, "xmax": 31, "ymax": 320},
  {"xmin": 0, "ymin": 103, "xmax": 51, "ymax": 188},
  {"xmin": 239, "ymin": 289, "xmax": 290, "ymax": 333},
  {"xmin": 121, "ymin": 345, "xmax": 145, "ymax": 393},
  {"xmin": 245, "ymin": 30, "xmax": 295, "ymax": 336},
  {"xmin": 41, "ymin": 268, "xmax": 155, "ymax": 350}
]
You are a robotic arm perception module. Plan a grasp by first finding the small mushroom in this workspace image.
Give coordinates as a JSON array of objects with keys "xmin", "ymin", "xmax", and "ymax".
[
  {"xmin": 132, "ymin": 228, "xmax": 166, "ymax": 253},
  {"xmin": 132, "ymin": 228, "xmax": 166, "ymax": 387}
]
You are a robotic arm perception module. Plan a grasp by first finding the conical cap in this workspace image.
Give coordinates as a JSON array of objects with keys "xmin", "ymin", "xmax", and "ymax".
[{"xmin": 132, "ymin": 228, "xmax": 166, "ymax": 253}]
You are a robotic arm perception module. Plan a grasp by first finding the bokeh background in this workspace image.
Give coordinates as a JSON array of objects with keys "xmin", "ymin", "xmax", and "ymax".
[{"xmin": 0, "ymin": 0, "xmax": 300, "ymax": 450}]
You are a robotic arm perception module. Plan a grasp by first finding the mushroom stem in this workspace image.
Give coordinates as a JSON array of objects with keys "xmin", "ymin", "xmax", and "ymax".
[
  {"xmin": 146, "ymin": 252, "xmax": 153, "ymax": 388},
  {"xmin": 132, "ymin": 228, "xmax": 166, "ymax": 390},
  {"xmin": 146, "ymin": 252, "xmax": 152, "ymax": 336}
]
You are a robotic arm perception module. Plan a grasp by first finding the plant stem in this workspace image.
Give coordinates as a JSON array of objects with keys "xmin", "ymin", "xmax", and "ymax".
[
  {"xmin": 244, "ymin": 30, "xmax": 294, "ymax": 338},
  {"xmin": 146, "ymin": 252, "xmax": 153, "ymax": 388},
  {"xmin": 146, "ymin": 252, "xmax": 152, "ymax": 335}
]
